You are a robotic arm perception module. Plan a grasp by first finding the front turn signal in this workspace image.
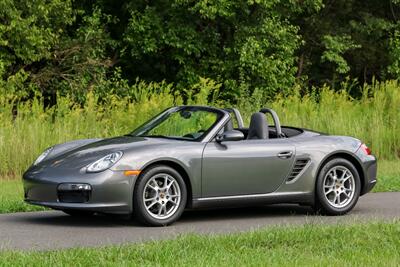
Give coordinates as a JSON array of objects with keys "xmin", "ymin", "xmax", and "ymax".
[{"xmin": 124, "ymin": 170, "xmax": 141, "ymax": 176}]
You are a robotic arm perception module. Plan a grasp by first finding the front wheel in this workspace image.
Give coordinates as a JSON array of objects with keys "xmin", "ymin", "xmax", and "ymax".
[
  {"xmin": 133, "ymin": 165, "xmax": 187, "ymax": 226},
  {"xmin": 315, "ymin": 158, "xmax": 361, "ymax": 215}
]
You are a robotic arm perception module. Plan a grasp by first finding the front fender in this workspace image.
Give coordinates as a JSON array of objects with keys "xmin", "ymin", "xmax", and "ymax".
[{"xmin": 111, "ymin": 142, "xmax": 206, "ymax": 199}]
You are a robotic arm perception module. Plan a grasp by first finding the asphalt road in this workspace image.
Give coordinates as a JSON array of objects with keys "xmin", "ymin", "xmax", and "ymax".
[{"xmin": 0, "ymin": 192, "xmax": 399, "ymax": 251}]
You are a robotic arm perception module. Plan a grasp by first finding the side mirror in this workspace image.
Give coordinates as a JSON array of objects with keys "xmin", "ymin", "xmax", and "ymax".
[{"xmin": 216, "ymin": 130, "xmax": 244, "ymax": 143}]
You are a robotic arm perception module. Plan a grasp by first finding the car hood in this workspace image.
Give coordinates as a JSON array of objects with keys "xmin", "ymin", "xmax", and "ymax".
[{"xmin": 31, "ymin": 136, "xmax": 181, "ymax": 171}]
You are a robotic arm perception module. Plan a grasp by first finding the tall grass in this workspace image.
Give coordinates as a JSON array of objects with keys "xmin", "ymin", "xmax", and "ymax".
[
  {"xmin": 238, "ymin": 80, "xmax": 400, "ymax": 159},
  {"xmin": 0, "ymin": 83, "xmax": 183, "ymax": 178},
  {"xmin": 287, "ymin": 82, "xmax": 399, "ymax": 158},
  {"xmin": 0, "ymin": 79, "xmax": 399, "ymax": 178}
]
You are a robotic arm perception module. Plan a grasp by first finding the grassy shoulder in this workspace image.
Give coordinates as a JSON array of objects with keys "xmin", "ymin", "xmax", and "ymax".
[
  {"xmin": 0, "ymin": 221, "xmax": 399, "ymax": 266},
  {"xmin": 373, "ymin": 160, "xmax": 400, "ymax": 192},
  {"xmin": 0, "ymin": 180, "xmax": 45, "ymax": 214},
  {"xmin": 0, "ymin": 160, "xmax": 398, "ymax": 214}
]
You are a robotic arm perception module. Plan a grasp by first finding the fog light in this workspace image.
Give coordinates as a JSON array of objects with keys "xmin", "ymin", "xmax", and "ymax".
[
  {"xmin": 58, "ymin": 183, "xmax": 91, "ymax": 191},
  {"xmin": 57, "ymin": 183, "xmax": 92, "ymax": 203}
]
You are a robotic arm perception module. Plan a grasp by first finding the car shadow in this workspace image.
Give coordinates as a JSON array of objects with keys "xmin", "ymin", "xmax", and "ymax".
[
  {"xmin": 8, "ymin": 212, "xmax": 137, "ymax": 228},
  {"xmin": 8, "ymin": 204, "xmax": 315, "ymax": 228},
  {"xmin": 180, "ymin": 204, "xmax": 314, "ymax": 223}
]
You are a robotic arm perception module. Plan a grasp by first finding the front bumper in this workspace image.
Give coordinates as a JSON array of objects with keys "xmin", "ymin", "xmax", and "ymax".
[
  {"xmin": 23, "ymin": 169, "xmax": 138, "ymax": 214},
  {"xmin": 25, "ymin": 200, "xmax": 129, "ymax": 213}
]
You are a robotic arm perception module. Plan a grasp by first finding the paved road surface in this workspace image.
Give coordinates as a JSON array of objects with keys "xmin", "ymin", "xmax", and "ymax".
[{"xmin": 0, "ymin": 192, "xmax": 399, "ymax": 251}]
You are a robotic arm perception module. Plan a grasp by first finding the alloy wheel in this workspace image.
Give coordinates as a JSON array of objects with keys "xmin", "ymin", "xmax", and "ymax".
[
  {"xmin": 142, "ymin": 173, "xmax": 181, "ymax": 219},
  {"xmin": 322, "ymin": 166, "xmax": 355, "ymax": 208}
]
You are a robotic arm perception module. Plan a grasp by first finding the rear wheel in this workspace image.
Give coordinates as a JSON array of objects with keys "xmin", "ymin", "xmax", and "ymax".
[
  {"xmin": 315, "ymin": 158, "xmax": 361, "ymax": 215},
  {"xmin": 133, "ymin": 165, "xmax": 187, "ymax": 226}
]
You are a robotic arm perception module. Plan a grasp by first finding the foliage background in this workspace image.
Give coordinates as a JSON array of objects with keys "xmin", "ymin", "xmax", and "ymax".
[{"xmin": 2, "ymin": 0, "xmax": 400, "ymax": 101}]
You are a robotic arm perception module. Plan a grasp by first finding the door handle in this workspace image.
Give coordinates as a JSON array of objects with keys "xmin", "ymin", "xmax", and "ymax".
[{"xmin": 277, "ymin": 151, "xmax": 293, "ymax": 159}]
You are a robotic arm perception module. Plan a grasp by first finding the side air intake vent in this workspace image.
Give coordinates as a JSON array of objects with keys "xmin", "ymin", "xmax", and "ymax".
[{"xmin": 286, "ymin": 159, "xmax": 310, "ymax": 183}]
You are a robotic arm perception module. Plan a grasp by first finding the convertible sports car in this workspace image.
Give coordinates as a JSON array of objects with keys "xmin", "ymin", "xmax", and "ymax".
[{"xmin": 23, "ymin": 106, "xmax": 377, "ymax": 226}]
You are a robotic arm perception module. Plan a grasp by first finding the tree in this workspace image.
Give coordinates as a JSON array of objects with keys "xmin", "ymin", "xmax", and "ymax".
[
  {"xmin": 2, "ymin": 0, "xmax": 400, "ymax": 101},
  {"xmin": 294, "ymin": 0, "xmax": 400, "ymax": 88},
  {"xmin": 0, "ymin": 0, "xmax": 74, "ymax": 96},
  {"xmin": 106, "ymin": 0, "xmax": 322, "ymax": 99}
]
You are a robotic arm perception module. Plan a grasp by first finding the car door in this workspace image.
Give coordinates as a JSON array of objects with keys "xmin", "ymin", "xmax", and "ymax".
[{"xmin": 201, "ymin": 138, "xmax": 295, "ymax": 197}]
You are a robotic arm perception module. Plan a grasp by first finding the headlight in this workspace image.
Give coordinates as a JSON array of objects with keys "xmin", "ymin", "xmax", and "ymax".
[
  {"xmin": 34, "ymin": 147, "xmax": 53, "ymax": 165},
  {"xmin": 86, "ymin": 151, "xmax": 123, "ymax": 173}
]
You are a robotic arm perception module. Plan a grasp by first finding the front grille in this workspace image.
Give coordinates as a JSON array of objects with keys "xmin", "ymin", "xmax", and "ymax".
[{"xmin": 287, "ymin": 159, "xmax": 310, "ymax": 182}]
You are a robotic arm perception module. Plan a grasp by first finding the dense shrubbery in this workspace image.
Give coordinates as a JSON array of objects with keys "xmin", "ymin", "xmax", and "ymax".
[
  {"xmin": 0, "ymin": 79, "xmax": 399, "ymax": 178},
  {"xmin": 1, "ymin": 0, "xmax": 400, "ymax": 101}
]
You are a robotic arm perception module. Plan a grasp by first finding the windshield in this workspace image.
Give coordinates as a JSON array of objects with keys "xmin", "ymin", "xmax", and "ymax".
[{"xmin": 130, "ymin": 107, "xmax": 224, "ymax": 141}]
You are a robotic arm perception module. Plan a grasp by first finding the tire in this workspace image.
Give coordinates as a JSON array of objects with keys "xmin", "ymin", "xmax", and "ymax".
[
  {"xmin": 133, "ymin": 165, "xmax": 187, "ymax": 226},
  {"xmin": 62, "ymin": 210, "xmax": 95, "ymax": 217},
  {"xmin": 315, "ymin": 158, "xmax": 361, "ymax": 215}
]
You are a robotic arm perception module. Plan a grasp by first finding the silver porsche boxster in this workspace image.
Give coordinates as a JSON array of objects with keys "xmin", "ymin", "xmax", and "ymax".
[{"xmin": 23, "ymin": 106, "xmax": 377, "ymax": 226}]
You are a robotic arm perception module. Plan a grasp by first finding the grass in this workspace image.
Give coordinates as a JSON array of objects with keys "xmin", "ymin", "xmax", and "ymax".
[
  {"xmin": 0, "ymin": 159, "xmax": 398, "ymax": 214},
  {"xmin": 0, "ymin": 180, "xmax": 45, "ymax": 213},
  {"xmin": 0, "ymin": 80, "xmax": 399, "ymax": 179},
  {"xmin": 374, "ymin": 160, "xmax": 400, "ymax": 192},
  {"xmin": 0, "ymin": 221, "xmax": 399, "ymax": 266}
]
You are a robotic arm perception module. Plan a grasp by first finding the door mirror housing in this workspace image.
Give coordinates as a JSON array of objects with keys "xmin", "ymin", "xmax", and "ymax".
[{"xmin": 216, "ymin": 130, "xmax": 244, "ymax": 143}]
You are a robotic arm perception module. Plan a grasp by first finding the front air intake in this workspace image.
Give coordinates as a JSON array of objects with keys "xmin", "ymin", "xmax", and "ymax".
[
  {"xmin": 286, "ymin": 159, "xmax": 310, "ymax": 183},
  {"xmin": 57, "ymin": 183, "xmax": 92, "ymax": 203}
]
